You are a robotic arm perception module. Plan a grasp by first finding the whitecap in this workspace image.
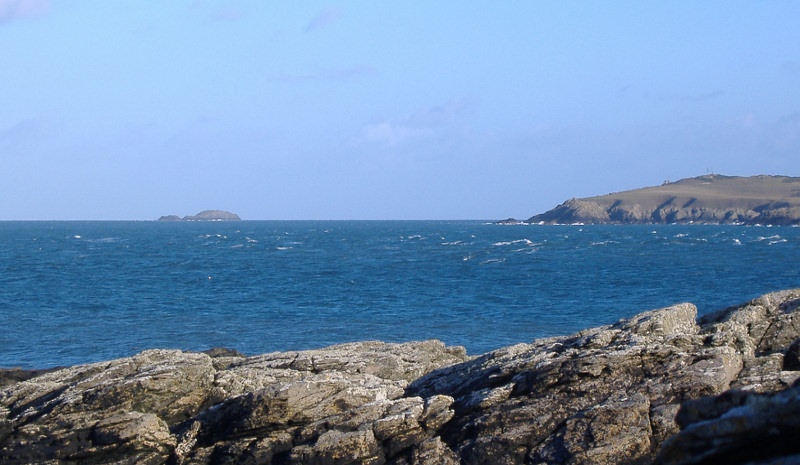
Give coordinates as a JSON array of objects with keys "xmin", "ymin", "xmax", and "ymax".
[
  {"xmin": 481, "ymin": 258, "xmax": 506, "ymax": 265},
  {"xmin": 88, "ymin": 237, "xmax": 118, "ymax": 244},
  {"xmin": 513, "ymin": 247, "xmax": 539, "ymax": 253},
  {"xmin": 492, "ymin": 239, "xmax": 533, "ymax": 247}
]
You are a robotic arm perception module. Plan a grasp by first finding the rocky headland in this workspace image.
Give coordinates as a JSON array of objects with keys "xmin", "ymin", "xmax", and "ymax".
[
  {"xmin": 524, "ymin": 174, "xmax": 800, "ymax": 225},
  {"xmin": 3, "ymin": 289, "xmax": 800, "ymax": 464},
  {"xmin": 158, "ymin": 210, "xmax": 241, "ymax": 221}
]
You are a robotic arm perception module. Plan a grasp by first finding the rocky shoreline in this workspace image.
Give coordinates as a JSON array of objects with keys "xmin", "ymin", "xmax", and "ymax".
[{"xmin": 3, "ymin": 289, "xmax": 800, "ymax": 464}]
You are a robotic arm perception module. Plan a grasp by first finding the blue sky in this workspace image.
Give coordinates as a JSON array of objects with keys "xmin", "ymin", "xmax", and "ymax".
[{"xmin": 2, "ymin": 1, "xmax": 799, "ymax": 220}]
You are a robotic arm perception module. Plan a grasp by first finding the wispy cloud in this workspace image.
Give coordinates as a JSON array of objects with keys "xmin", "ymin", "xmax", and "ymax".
[
  {"xmin": 1, "ymin": 116, "xmax": 48, "ymax": 146},
  {"xmin": 354, "ymin": 98, "xmax": 472, "ymax": 146},
  {"xmin": 357, "ymin": 122, "xmax": 434, "ymax": 146},
  {"xmin": 212, "ymin": 5, "xmax": 243, "ymax": 22},
  {"xmin": 781, "ymin": 60, "xmax": 800, "ymax": 75},
  {"xmin": 646, "ymin": 90, "xmax": 725, "ymax": 103},
  {"xmin": 0, "ymin": 0, "xmax": 50, "ymax": 24},
  {"xmin": 305, "ymin": 6, "xmax": 341, "ymax": 32},
  {"xmin": 185, "ymin": 1, "xmax": 244, "ymax": 23},
  {"xmin": 617, "ymin": 83, "xmax": 634, "ymax": 96},
  {"xmin": 407, "ymin": 99, "xmax": 472, "ymax": 126},
  {"xmin": 266, "ymin": 65, "xmax": 376, "ymax": 83}
]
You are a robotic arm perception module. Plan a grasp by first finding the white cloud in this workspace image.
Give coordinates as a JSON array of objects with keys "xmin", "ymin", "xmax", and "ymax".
[
  {"xmin": 0, "ymin": 0, "xmax": 50, "ymax": 24},
  {"xmin": 354, "ymin": 99, "xmax": 472, "ymax": 147}
]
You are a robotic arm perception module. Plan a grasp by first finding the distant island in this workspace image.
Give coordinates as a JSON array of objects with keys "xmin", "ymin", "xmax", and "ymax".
[
  {"xmin": 511, "ymin": 174, "xmax": 800, "ymax": 225},
  {"xmin": 158, "ymin": 210, "xmax": 241, "ymax": 221}
]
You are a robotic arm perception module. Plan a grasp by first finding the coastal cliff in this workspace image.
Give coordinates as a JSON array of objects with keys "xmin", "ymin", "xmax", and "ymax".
[
  {"xmin": 3, "ymin": 289, "xmax": 800, "ymax": 464},
  {"xmin": 526, "ymin": 174, "xmax": 800, "ymax": 225}
]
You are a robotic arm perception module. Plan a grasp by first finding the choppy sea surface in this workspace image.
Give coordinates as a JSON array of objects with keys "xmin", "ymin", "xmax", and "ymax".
[{"xmin": 1, "ymin": 221, "xmax": 798, "ymax": 368}]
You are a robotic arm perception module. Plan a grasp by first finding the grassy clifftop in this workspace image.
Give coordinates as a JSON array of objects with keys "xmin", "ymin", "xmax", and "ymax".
[{"xmin": 527, "ymin": 174, "xmax": 800, "ymax": 225}]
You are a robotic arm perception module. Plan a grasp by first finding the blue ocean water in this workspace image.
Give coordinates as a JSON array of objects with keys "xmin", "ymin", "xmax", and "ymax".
[{"xmin": 1, "ymin": 221, "xmax": 798, "ymax": 369}]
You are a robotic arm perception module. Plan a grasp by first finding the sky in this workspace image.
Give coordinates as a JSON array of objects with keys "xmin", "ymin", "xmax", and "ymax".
[{"xmin": 1, "ymin": 1, "xmax": 799, "ymax": 220}]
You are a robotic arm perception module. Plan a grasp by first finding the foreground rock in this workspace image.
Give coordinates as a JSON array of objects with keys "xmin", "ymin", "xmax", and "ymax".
[
  {"xmin": 3, "ymin": 290, "xmax": 800, "ymax": 464},
  {"xmin": 526, "ymin": 174, "xmax": 800, "ymax": 225}
]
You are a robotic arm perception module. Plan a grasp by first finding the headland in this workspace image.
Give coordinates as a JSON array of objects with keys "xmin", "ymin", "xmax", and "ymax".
[{"xmin": 520, "ymin": 174, "xmax": 800, "ymax": 225}]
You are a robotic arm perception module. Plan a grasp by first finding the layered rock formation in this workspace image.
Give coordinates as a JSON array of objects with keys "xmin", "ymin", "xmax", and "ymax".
[
  {"xmin": 526, "ymin": 174, "xmax": 800, "ymax": 225},
  {"xmin": 3, "ymin": 289, "xmax": 800, "ymax": 464},
  {"xmin": 158, "ymin": 210, "xmax": 241, "ymax": 221}
]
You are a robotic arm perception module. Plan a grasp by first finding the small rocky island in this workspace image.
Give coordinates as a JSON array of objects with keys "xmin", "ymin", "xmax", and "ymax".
[
  {"xmin": 3, "ymin": 289, "xmax": 800, "ymax": 464},
  {"xmin": 158, "ymin": 210, "xmax": 241, "ymax": 221},
  {"xmin": 521, "ymin": 174, "xmax": 800, "ymax": 225}
]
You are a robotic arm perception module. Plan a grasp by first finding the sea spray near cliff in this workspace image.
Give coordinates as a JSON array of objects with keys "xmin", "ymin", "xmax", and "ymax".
[{"xmin": 1, "ymin": 221, "xmax": 799, "ymax": 369}]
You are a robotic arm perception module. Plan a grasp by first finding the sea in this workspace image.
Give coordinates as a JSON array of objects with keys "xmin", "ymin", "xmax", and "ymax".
[{"xmin": 1, "ymin": 221, "xmax": 798, "ymax": 369}]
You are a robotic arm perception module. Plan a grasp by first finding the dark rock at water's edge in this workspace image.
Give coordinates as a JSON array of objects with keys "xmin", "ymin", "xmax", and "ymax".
[
  {"xmin": 0, "ymin": 367, "xmax": 60, "ymax": 388},
  {"xmin": 158, "ymin": 210, "xmax": 241, "ymax": 221},
  {"xmin": 4, "ymin": 290, "xmax": 800, "ymax": 464},
  {"xmin": 525, "ymin": 174, "xmax": 800, "ymax": 225},
  {"xmin": 495, "ymin": 217, "xmax": 525, "ymax": 225}
]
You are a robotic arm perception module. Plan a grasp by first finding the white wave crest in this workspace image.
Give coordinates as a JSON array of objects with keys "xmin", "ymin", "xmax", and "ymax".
[
  {"xmin": 591, "ymin": 240, "xmax": 619, "ymax": 246},
  {"xmin": 492, "ymin": 239, "xmax": 534, "ymax": 247},
  {"xmin": 752, "ymin": 235, "xmax": 782, "ymax": 243}
]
